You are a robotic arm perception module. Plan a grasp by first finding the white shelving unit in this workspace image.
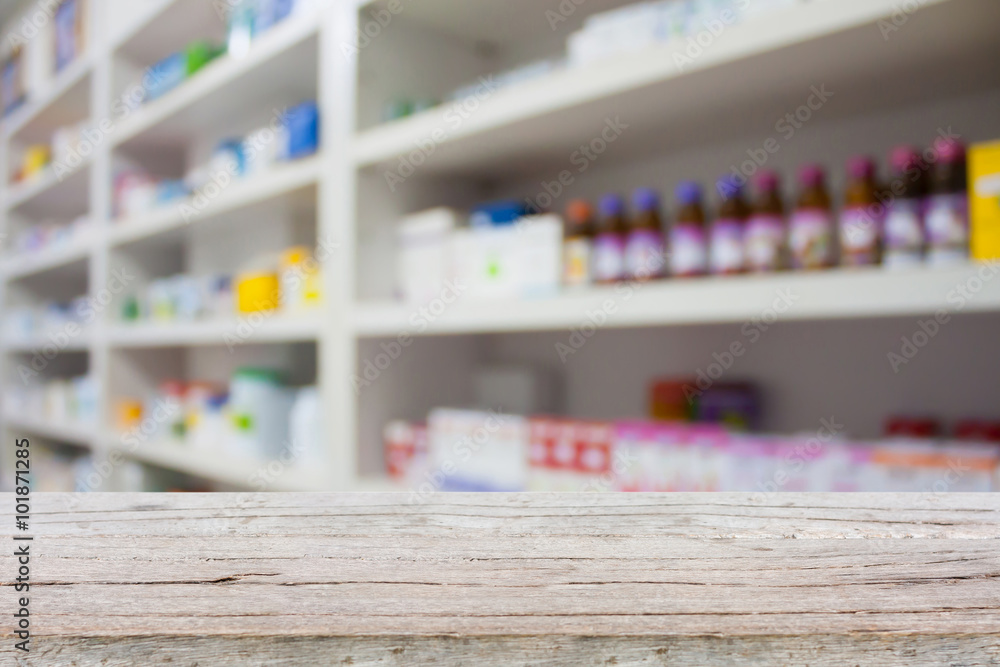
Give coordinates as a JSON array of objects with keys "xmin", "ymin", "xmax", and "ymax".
[
  {"xmin": 2, "ymin": 0, "xmax": 999, "ymax": 491},
  {"xmin": 354, "ymin": 265, "xmax": 1000, "ymax": 336},
  {"xmin": 0, "ymin": 0, "xmax": 338, "ymax": 492},
  {"xmin": 339, "ymin": 0, "xmax": 1000, "ymax": 487}
]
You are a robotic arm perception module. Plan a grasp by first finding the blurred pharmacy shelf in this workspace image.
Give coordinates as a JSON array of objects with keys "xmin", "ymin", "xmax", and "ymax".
[
  {"xmin": 107, "ymin": 156, "xmax": 322, "ymax": 247},
  {"xmin": 106, "ymin": 316, "xmax": 322, "ymax": 348},
  {"xmin": 1, "ymin": 239, "xmax": 92, "ymax": 280},
  {"xmin": 2, "ymin": 54, "xmax": 93, "ymax": 142},
  {"xmin": 110, "ymin": 12, "xmax": 320, "ymax": 150},
  {"xmin": 353, "ymin": 264, "xmax": 1000, "ymax": 336},
  {"xmin": 107, "ymin": 437, "xmax": 329, "ymax": 492},
  {"xmin": 3, "ymin": 158, "xmax": 92, "ymax": 214},
  {"xmin": 4, "ymin": 413, "xmax": 96, "ymax": 449},
  {"xmin": 1, "ymin": 334, "xmax": 92, "ymax": 354},
  {"xmin": 2, "ymin": 0, "xmax": 1000, "ymax": 492},
  {"xmin": 352, "ymin": 0, "xmax": 1000, "ymax": 177}
]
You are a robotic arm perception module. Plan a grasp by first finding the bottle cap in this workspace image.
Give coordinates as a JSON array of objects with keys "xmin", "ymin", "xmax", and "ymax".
[
  {"xmin": 716, "ymin": 174, "xmax": 743, "ymax": 200},
  {"xmin": 889, "ymin": 145, "xmax": 921, "ymax": 172},
  {"xmin": 847, "ymin": 155, "xmax": 875, "ymax": 180},
  {"xmin": 754, "ymin": 170, "xmax": 780, "ymax": 192},
  {"xmin": 932, "ymin": 136, "xmax": 965, "ymax": 163},
  {"xmin": 674, "ymin": 181, "xmax": 702, "ymax": 206},
  {"xmin": 565, "ymin": 199, "xmax": 592, "ymax": 225},
  {"xmin": 798, "ymin": 164, "xmax": 826, "ymax": 188},
  {"xmin": 599, "ymin": 193, "xmax": 625, "ymax": 217},
  {"xmin": 632, "ymin": 187, "xmax": 659, "ymax": 212}
]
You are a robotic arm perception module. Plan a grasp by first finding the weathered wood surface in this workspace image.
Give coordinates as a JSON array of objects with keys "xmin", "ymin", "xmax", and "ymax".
[{"xmin": 1, "ymin": 492, "xmax": 998, "ymax": 666}]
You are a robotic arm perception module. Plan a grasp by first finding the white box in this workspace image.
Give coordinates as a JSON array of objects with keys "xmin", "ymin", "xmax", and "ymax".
[
  {"xmin": 453, "ymin": 215, "xmax": 562, "ymax": 301},
  {"xmin": 428, "ymin": 408, "xmax": 528, "ymax": 492},
  {"xmin": 397, "ymin": 207, "xmax": 459, "ymax": 304}
]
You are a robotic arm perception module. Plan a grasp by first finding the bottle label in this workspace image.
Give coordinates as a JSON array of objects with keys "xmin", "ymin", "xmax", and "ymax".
[
  {"xmin": 593, "ymin": 233, "xmax": 625, "ymax": 282},
  {"xmin": 563, "ymin": 238, "xmax": 592, "ymax": 287},
  {"xmin": 789, "ymin": 210, "xmax": 833, "ymax": 269},
  {"xmin": 839, "ymin": 206, "xmax": 880, "ymax": 266},
  {"xmin": 669, "ymin": 224, "xmax": 707, "ymax": 277},
  {"xmin": 709, "ymin": 218, "xmax": 745, "ymax": 274},
  {"xmin": 744, "ymin": 215, "xmax": 784, "ymax": 271},
  {"xmin": 925, "ymin": 194, "xmax": 968, "ymax": 246},
  {"xmin": 884, "ymin": 199, "xmax": 923, "ymax": 251},
  {"xmin": 625, "ymin": 229, "xmax": 665, "ymax": 280}
]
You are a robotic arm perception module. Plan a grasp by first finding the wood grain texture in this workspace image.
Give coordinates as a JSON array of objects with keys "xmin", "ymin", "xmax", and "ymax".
[{"xmin": 1, "ymin": 492, "xmax": 998, "ymax": 666}]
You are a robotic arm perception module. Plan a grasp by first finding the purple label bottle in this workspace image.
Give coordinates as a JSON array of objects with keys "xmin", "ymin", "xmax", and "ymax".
[
  {"xmin": 926, "ymin": 137, "xmax": 969, "ymax": 266},
  {"xmin": 625, "ymin": 187, "xmax": 666, "ymax": 280},
  {"xmin": 789, "ymin": 164, "xmax": 834, "ymax": 270},
  {"xmin": 710, "ymin": 175, "xmax": 749, "ymax": 275},
  {"xmin": 883, "ymin": 146, "xmax": 927, "ymax": 269},
  {"xmin": 744, "ymin": 170, "xmax": 785, "ymax": 272},
  {"xmin": 593, "ymin": 193, "xmax": 628, "ymax": 283},
  {"xmin": 670, "ymin": 181, "xmax": 708, "ymax": 277}
]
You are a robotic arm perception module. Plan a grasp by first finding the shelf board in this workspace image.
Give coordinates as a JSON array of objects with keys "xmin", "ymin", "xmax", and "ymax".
[
  {"xmin": 2, "ymin": 54, "xmax": 92, "ymax": 142},
  {"xmin": 110, "ymin": 437, "xmax": 330, "ymax": 491},
  {"xmin": 108, "ymin": 156, "xmax": 322, "ymax": 247},
  {"xmin": 352, "ymin": 0, "xmax": 1000, "ymax": 178},
  {"xmin": 2, "ymin": 333, "xmax": 92, "ymax": 353},
  {"xmin": 4, "ymin": 154, "xmax": 92, "ymax": 214},
  {"xmin": 107, "ymin": 314, "xmax": 322, "ymax": 348},
  {"xmin": 111, "ymin": 13, "xmax": 320, "ymax": 149},
  {"xmin": 1, "ymin": 235, "xmax": 93, "ymax": 280},
  {"xmin": 3, "ymin": 414, "xmax": 95, "ymax": 448},
  {"xmin": 352, "ymin": 264, "xmax": 1000, "ymax": 337},
  {"xmin": 110, "ymin": 0, "xmax": 182, "ymax": 52}
]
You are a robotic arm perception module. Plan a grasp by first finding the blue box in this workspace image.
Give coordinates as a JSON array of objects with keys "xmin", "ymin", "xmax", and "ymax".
[{"xmin": 283, "ymin": 101, "xmax": 319, "ymax": 160}]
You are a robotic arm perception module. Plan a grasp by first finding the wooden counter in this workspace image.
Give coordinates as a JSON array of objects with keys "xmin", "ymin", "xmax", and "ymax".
[{"xmin": 2, "ymin": 493, "xmax": 999, "ymax": 665}]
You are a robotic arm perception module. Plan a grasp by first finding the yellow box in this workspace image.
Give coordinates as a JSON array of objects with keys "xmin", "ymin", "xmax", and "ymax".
[
  {"xmin": 970, "ymin": 140, "xmax": 1000, "ymax": 261},
  {"xmin": 236, "ymin": 272, "xmax": 279, "ymax": 313},
  {"xmin": 23, "ymin": 144, "xmax": 51, "ymax": 178}
]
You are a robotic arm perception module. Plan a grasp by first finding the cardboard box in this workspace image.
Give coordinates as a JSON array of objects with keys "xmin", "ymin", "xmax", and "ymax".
[{"xmin": 970, "ymin": 140, "xmax": 1000, "ymax": 261}]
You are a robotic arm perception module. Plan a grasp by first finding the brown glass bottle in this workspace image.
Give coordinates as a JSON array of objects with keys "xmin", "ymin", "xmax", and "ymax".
[
  {"xmin": 593, "ymin": 194, "xmax": 628, "ymax": 284},
  {"xmin": 626, "ymin": 188, "xmax": 665, "ymax": 281},
  {"xmin": 839, "ymin": 156, "xmax": 880, "ymax": 267},
  {"xmin": 563, "ymin": 199, "xmax": 594, "ymax": 288},
  {"xmin": 669, "ymin": 181, "xmax": 708, "ymax": 277},
  {"xmin": 926, "ymin": 138, "xmax": 968, "ymax": 265},
  {"xmin": 710, "ymin": 176, "xmax": 749, "ymax": 275},
  {"xmin": 883, "ymin": 146, "xmax": 927, "ymax": 268},
  {"xmin": 745, "ymin": 170, "xmax": 785, "ymax": 272},
  {"xmin": 788, "ymin": 164, "xmax": 833, "ymax": 270}
]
